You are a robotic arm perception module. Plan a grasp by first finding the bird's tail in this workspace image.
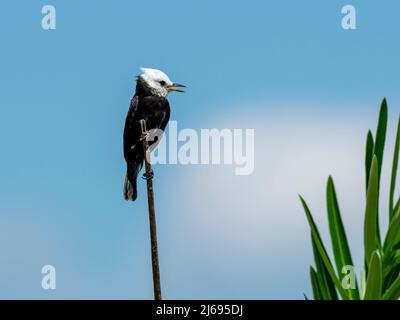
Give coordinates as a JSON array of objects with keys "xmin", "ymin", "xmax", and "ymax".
[
  {"xmin": 123, "ymin": 161, "xmax": 142, "ymax": 201},
  {"xmin": 123, "ymin": 175, "xmax": 137, "ymax": 201}
]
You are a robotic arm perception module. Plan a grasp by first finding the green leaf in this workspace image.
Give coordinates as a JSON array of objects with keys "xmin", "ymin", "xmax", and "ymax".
[
  {"xmin": 394, "ymin": 197, "xmax": 400, "ymax": 218},
  {"xmin": 310, "ymin": 267, "xmax": 322, "ymax": 300},
  {"xmin": 389, "ymin": 115, "xmax": 400, "ymax": 221},
  {"xmin": 300, "ymin": 196, "xmax": 349, "ymax": 299},
  {"xmin": 365, "ymin": 130, "xmax": 374, "ymax": 191},
  {"xmin": 326, "ymin": 176, "xmax": 359, "ymax": 299},
  {"xmin": 364, "ymin": 251, "xmax": 382, "ymax": 300},
  {"xmin": 382, "ymin": 273, "xmax": 400, "ymax": 300},
  {"xmin": 383, "ymin": 207, "xmax": 400, "ymax": 254},
  {"xmin": 360, "ymin": 267, "xmax": 366, "ymax": 299},
  {"xmin": 311, "ymin": 235, "xmax": 338, "ymax": 300},
  {"xmin": 372, "ymin": 99, "xmax": 387, "ymax": 244},
  {"xmin": 393, "ymin": 241, "xmax": 400, "ymax": 251},
  {"xmin": 373, "ymin": 98, "xmax": 388, "ymax": 180},
  {"xmin": 364, "ymin": 156, "xmax": 379, "ymax": 268},
  {"xmin": 383, "ymin": 250, "xmax": 400, "ymax": 277},
  {"xmin": 383, "ymin": 261, "xmax": 400, "ymax": 292}
]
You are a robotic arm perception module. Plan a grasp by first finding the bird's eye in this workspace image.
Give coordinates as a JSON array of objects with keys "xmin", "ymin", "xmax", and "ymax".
[{"xmin": 159, "ymin": 81, "xmax": 166, "ymax": 86}]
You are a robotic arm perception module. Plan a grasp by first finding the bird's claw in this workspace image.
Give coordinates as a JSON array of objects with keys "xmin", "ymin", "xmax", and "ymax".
[
  {"xmin": 130, "ymin": 132, "xmax": 149, "ymax": 151},
  {"xmin": 140, "ymin": 132, "xmax": 149, "ymax": 142},
  {"xmin": 142, "ymin": 170, "xmax": 154, "ymax": 180}
]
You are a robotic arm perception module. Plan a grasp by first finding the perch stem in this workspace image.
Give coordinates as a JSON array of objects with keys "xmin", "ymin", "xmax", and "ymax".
[{"xmin": 140, "ymin": 119, "xmax": 162, "ymax": 300}]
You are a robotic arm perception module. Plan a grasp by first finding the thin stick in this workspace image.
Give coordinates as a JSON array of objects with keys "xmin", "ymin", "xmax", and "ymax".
[{"xmin": 140, "ymin": 119, "xmax": 162, "ymax": 300}]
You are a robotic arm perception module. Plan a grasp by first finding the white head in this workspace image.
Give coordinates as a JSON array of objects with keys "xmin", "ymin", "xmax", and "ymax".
[{"xmin": 139, "ymin": 67, "xmax": 185, "ymax": 97}]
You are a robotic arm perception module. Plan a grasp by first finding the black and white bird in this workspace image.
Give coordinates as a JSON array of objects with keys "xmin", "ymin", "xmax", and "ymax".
[{"xmin": 123, "ymin": 68, "xmax": 185, "ymax": 201}]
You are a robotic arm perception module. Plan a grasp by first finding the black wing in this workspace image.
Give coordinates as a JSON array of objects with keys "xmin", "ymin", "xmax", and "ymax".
[
  {"xmin": 139, "ymin": 95, "xmax": 170, "ymax": 130},
  {"xmin": 139, "ymin": 96, "xmax": 170, "ymax": 150},
  {"xmin": 123, "ymin": 95, "xmax": 170, "ymax": 160},
  {"xmin": 123, "ymin": 96, "xmax": 140, "ymax": 160}
]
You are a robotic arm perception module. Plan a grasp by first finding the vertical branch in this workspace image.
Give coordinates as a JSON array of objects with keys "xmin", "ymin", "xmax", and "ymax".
[{"xmin": 140, "ymin": 119, "xmax": 162, "ymax": 300}]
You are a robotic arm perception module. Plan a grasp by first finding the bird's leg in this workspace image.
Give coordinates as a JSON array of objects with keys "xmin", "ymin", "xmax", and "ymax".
[
  {"xmin": 140, "ymin": 131, "xmax": 149, "ymax": 142},
  {"xmin": 130, "ymin": 131, "xmax": 149, "ymax": 151}
]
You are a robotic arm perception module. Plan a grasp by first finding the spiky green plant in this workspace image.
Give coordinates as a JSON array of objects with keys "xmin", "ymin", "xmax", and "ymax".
[{"xmin": 301, "ymin": 98, "xmax": 400, "ymax": 300}]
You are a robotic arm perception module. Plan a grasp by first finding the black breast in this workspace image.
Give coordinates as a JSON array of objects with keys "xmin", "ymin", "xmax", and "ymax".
[{"xmin": 123, "ymin": 87, "xmax": 171, "ymax": 160}]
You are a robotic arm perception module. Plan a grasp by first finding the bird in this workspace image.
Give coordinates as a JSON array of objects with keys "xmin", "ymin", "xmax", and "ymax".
[{"xmin": 123, "ymin": 68, "xmax": 185, "ymax": 201}]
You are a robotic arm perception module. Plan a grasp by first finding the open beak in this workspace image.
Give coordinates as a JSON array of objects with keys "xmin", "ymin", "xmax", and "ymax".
[{"xmin": 167, "ymin": 83, "xmax": 186, "ymax": 93}]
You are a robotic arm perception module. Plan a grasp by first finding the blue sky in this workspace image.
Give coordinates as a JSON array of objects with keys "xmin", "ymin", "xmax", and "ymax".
[{"xmin": 0, "ymin": 0, "xmax": 400, "ymax": 299}]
